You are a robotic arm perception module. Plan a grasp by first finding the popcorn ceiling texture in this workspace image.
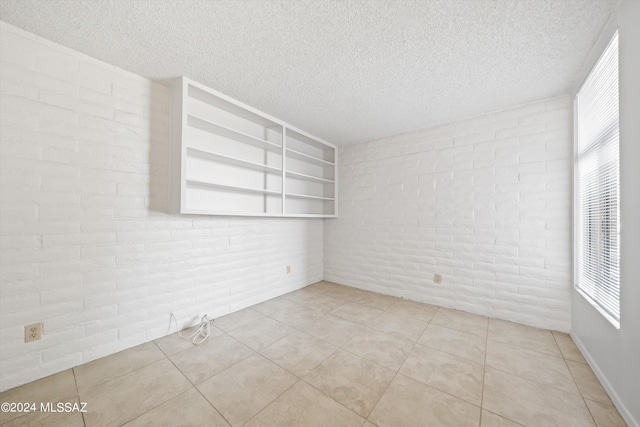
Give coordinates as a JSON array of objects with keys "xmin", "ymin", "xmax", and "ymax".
[
  {"xmin": 0, "ymin": 0, "xmax": 617, "ymax": 145},
  {"xmin": 324, "ymin": 95, "xmax": 573, "ymax": 331},
  {"xmin": 0, "ymin": 22, "xmax": 323, "ymax": 391}
]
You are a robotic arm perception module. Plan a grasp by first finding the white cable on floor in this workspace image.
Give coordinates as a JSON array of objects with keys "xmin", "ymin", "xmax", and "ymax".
[{"xmin": 169, "ymin": 312, "xmax": 212, "ymax": 345}]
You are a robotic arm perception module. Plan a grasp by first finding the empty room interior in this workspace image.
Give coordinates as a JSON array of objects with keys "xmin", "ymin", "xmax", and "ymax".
[{"xmin": 0, "ymin": 0, "xmax": 639, "ymax": 426}]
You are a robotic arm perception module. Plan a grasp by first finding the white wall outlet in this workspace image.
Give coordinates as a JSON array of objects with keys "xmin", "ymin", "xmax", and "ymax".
[
  {"xmin": 434, "ymin": 273, "xmax": 443, "ymax": 284},
  {"xmin": 286, "ymin": 265, "xmax": 291, "ymax": 274},
  {"xmin": 25, "ymin": 322, "xmax": 43, "ymax": 343}
]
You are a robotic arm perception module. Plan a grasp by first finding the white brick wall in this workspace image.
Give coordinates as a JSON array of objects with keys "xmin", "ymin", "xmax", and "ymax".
[
  {"xmin": 0, "ymin": 22, "xmax": 323, "ymax": 391},
  {"xmin": 325, "ymin": 95, "xmax": 573, "ymax": 332}
]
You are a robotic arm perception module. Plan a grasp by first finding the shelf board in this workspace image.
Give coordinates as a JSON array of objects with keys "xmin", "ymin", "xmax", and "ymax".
[
  {"xmin": 286, "ymin": 128, "xmax": 334, "ymax": 152},
  {"xmin": 188, "ymin": 115, "xmax": 282, "ymax": 152},
  {"xmin": 186, "ymin": 179, "xmax": 282, "ymax": 196},
  {"xmin": 290, "ymin": 214, "xmax": 337, "ymax": 218},
  {"xmin": 187, "ymin": 147, "xmax": 282, "ymax": 174},
  {"xmin": 181, "ymin": 208, "xmax": 335, "ymax": 218},
  {"xmin": 285, "ymin": 170, "xmax": 334, "ymax": 184},
  {"xmin": 285, "ymin": 192, "xmax": 335, "ymax": 201},
  {"xmin": 286, "ymin": 148, "xmax": 334, "ymax": 167},
  {"xmin": 188, "ymin": 83, "xmax": 280, "ymax": 128}
]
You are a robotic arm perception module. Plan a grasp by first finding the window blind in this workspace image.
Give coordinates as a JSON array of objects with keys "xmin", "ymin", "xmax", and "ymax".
[{"xmin": 575, "ymin": 32, "xmax": 620, "ymax": 326}]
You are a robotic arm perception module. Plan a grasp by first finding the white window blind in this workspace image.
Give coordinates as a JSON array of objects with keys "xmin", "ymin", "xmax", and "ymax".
[{"xmin": 575, "ymin": 31, "xmax": 620, "ymax": 327}]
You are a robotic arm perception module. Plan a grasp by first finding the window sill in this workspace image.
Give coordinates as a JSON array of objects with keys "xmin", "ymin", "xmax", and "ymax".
[{"xmin": 575, "ymin": 286, "xmax": 621, "ymax": 329}]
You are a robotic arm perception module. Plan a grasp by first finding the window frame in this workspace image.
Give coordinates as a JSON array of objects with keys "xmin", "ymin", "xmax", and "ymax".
[{"xmin": 573, "ymin": 31, "xmax": 620, "ymax": 329}]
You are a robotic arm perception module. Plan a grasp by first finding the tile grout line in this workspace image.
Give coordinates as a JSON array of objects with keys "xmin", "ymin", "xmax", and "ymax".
[
  {"xmin": 239, "ymin": 379, "xmax": 304, "ymax": 426},
  {"xmin": 162, "ymin": 333, "xmax": 236, "ymax": 427},
  {"xmin": 246, "ymin": 289, "xmax": 405, "ymax": 425},
  {"xmin": 482, "ymin": 334, "xmax": 588, "ymax": 397},
  {"xmin": 348, "ymin": 289, "xmax": 415, "ymax": 424},
  {"xmin": 479, "ymin": 318, "xmax": 489, "ymax": 427},
  {"xmin": 245, "ymin": 303, "xmax": 345, "ymax": 425},
  {"xmin": 481, "ymin": 408, "xmax": 528, "ymax": 427},
  {"xmin": 418, "ymin": 320, "xmax": 487, "ymax": 359},
  {"xmin": 70, "ymin": 343, "xmax": 169, "ymax": 426},
  {"xmin": 318, "ymin": 295, "xmax": 406, "ymax": 421},
  {"xmin": 168, "ymin": 325, "xmax": 293, "ymax": 425},
  {"xmin": 234, "ymin": 285, "xmax": 399, "ymax": 424},
  {"xmin": 480, "ymin": 363, "xmax": 585, "ymax": 399},
  {"xmin": 318, "ymin": 297, "xmax": 448, "ymax": 425},
  {"xmin": 487, "ymin": 335, "xmax": 567, "ymax": 359},
  {"xmin": 366, "ymin": 305, "xmax": 495, "ymax": 422},
  {"xmin": 363, "ymin": 306, "xmax": 441, "ymax": 424},
  {"xmin": 385, "ymin": 317, "xmax": 489, "ymax": 414},
  {"xmin": 70, "ymin": 366, "xmax": 87, "ymax": 427},
  {"xmin": 482, "ymin": 321, "xmax": 583, "ymax": 426},
  {"xmin": 301, "ymin": 378, "xmax": 368, "ymax": 422},
  {"xmin": 486, "ymin": 335, "xmax": 567, "ymax": 359},
  {"xmin": 80, "ymin": 354, "xmax": 200, "ymax": 426},
  {"xmin": 121, "ymin": 387, "xmax": 219, "ymax": 427},
  {"xmin": 75, "ymin": 341, "xmax": 168, "ymax": 395},
  {"xmin": 484, "ymin": 323, "xmax": 590, "ymax": 426},
  {"xmin": 205, "ymin": 327, "xmax": 346, "ymax": 426},
  {"xmin": 554, "ymin": 333, "xmax": 600, "ymax": 427}
]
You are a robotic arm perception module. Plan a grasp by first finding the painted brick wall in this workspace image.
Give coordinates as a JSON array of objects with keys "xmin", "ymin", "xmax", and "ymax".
[
  {"xmin": 325, "ymin": 95, "xmax": 573, "ymax": 332},
  {"xmin": 0, "ymin": 22, "xmax": 323, "ymax": 391}
]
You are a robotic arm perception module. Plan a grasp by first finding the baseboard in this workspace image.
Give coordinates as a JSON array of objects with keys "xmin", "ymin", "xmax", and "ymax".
[{"xmin": 570, "ymin": 332, "xmax": 638, "ymax": 427}]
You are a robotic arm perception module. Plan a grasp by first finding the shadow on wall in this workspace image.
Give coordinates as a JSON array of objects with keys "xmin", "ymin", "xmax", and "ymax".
[{"xmin": 147, "ymin": 83, "xmax": 171, "ymax": 215}]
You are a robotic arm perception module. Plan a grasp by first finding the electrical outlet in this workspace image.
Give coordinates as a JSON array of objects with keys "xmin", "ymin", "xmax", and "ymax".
[
  {"xmin": 25, "ymin": 322, "xmax": 42, "ymax": 343},
  {"xmin": 434, "ymin": 273, "xmax": 443, "ymax": 284},
  {"xmin": 286, "ymin": 265, "xmax": 291, "ymax": 274}
]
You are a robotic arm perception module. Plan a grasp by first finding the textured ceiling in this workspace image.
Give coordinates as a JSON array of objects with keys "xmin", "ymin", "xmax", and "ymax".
[{"xmin": 0, "ymin": 0, "xmax": 617, "ymax": 145}]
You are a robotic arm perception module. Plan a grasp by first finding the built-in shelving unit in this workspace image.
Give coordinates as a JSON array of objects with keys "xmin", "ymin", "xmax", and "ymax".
[{"xmin": 170, "ymin": 77, "xmax": 337, "ymax": 217}]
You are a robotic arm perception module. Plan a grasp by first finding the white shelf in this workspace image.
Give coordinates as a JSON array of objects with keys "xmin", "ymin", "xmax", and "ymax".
[
  {"xmin": 188, "ymin": 114, "xmax": 281, "ymax": 152},
  {"xmin": 180, "ymin": 209, "xmax": 337, "ymax": 218},
  {"xmin": 286, "ymin": 192, "xmax": 335, "ymax": 201},
  {"xmin": 286, "ymin": 148, "xmax": 334, "ymax": 167},
  {"xmin": 187, "ymin": 147, "xmax": 281, "ymax": 174},
  {"xmin": 171, "ymin": 76, "xmax": 337, "ymax": 217},
  {"xmin": 188, "ymin": 82, "xmax": 279, "ymax": 128},
  {"xmin": 186, "ymin": 179, "xmax": 280, "ymax": 195},
  {"xmin": 285, "ymin": 170, "xmax": 334, "ymax": 184}
]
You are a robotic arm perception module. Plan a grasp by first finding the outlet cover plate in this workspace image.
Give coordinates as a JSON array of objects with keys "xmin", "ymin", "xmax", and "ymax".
[{"xmin": 25, "ymin": 322, "xmax": 42, "ymax": 343}]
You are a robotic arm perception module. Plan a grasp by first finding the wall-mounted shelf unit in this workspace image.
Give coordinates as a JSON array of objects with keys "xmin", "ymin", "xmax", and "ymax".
[{"xmin": 170, "ymin": 77, "xmax": 337, "ymax": 217}]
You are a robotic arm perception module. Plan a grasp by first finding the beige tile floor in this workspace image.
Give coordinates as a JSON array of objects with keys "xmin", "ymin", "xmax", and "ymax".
[{"xmin": 0, "ymin": 281, "xmax": 628, "ymax": 427}]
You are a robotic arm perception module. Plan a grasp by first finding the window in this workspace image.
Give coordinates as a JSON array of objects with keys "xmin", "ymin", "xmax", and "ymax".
[{"xmin": 574, "ymin": 32, "xmax": 620, "ymax": 327}]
